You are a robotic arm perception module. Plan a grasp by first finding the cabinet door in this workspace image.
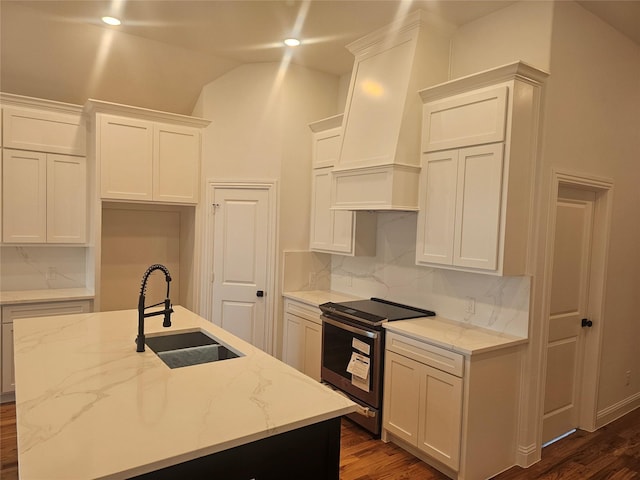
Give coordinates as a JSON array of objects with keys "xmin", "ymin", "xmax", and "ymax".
[
  {"xmin": 2, "ymin": 149, "xmax": 47, "ymax": 243},
  {"xmin": 282, "ymin": 312, "xmax": 304, "ymax": 372},
  {"xmin": 312, "ymin": 126, "xmax": 342, "ymax": 168},
  {"xmin": 418, "ymin": 364, "xmax": 463, "ymax": 470},
  {"xmin": 453, "ymin": 144, "xmax": 504, "ymax": 270},
  {"xmin": 383, "ymin": 351, "xmax": 421, "ymax": 446},
  {"xmin": 99, "ymin": 114, "xmax": 153, "ymax": 201},
  {"xmin": 2, "ymin": 323, "xmax": 15, "ymax": 393},
  {"xmin": 153, "ymin": 124, "xmax": 200, "ymax": 204},
  {"xmin": 47, "ymin": 154, "xmax": 87, "ymax": 243},
  {"xmin": 416, "ymin": 150, "xmax": 458, "ymax": 265},
  {"xmin": 310, "ymin": 167, "xmax": 354, "ymax": 254},
  {"xmin": 422, "ymin": 86, "xmax": 508, "ymax": 152},
  {"xmin": 2, "ymin": 107, "xmax": 86, "ymax": 156},
  {"xmin": 303, "ymin": 319, "xmax": 322, "ymax": 381}
]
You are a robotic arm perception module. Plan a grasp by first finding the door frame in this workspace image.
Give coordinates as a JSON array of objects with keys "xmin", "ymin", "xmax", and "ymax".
[
  {"xmin": 201, "ymin": 180, "xmax": 279, "ymax": 355},
  {"xmin": 538, "ymin": 169, "xmax": 613, "ymax": 442}
]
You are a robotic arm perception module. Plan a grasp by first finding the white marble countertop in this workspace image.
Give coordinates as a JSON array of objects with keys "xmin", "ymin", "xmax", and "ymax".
[
  {"xmin": 384, "ymin": 316, "xmax": 527, "ymax": 356},
  {"xmin": 282, "ymin": 289, "xmax": 362, "ymax": 307},
  {"xmin": 13, "ymin": 306, "xmax": 356, "ymax": 479},
  {"xmin": 0, "ymin": 287, "xmax": 94, "ymax": 305}
]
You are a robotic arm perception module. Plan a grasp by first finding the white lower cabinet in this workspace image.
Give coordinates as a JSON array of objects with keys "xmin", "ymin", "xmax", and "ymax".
[
  {"xmin": 383, "ymin": 338, "xmax": 463, "ymax": 471},
  {"xmin": 282, "ymin": 299, "xmax": 322, "ymax": 381},
  {"xmin": 1, "ymin": 299, "xmax": 92, "ymax": 399},
  {"xmin": 383, "ymin": 330, "xmax": 523, "ymax": 480}
]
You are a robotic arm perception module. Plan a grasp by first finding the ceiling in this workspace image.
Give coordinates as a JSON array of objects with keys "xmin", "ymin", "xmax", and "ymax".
[{"xmin": 1, "ymin": 1, "xmax": 638, "ymax": 115}]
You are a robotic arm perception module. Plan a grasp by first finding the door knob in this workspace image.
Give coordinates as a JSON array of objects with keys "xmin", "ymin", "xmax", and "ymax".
[
  {"xmin": 256, "ymin": 290, "xmax": 264, "ymax": 297},
  {"xmin": 581, "ymin": 318, "xmax": 593, "ymax": 328}
]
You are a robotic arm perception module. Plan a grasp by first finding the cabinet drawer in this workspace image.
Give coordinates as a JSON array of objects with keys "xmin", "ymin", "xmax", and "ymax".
[
  {"xmin": 3, "ymin": 107, "xmax": 86, "ymax": 156},
  {"xmin": 284, "ymin": 299, "xmax": 321, "ymax": 325},
  {"xmin": 2, "ymin": 300, "xmax": 92, "ymax": 323},
  {"xmin": 423, "ymin": 85, "xmax": 507, "ymax": 152},
  {"xmin": 386, "ymin": 331, "xmax": 464, "ymax": 377}
]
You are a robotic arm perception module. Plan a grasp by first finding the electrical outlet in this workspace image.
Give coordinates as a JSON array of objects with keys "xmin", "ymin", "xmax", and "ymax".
[
  {"xmin": 625, "ymin": 370, "xmax": 631, "ymax": 386},
  {"xmin": 465, "ymin": 297, "xmax": 476, "ymax": 314},
  {"xmin": 345, "ymin": 273, "xmax": 353, "ymax": 287},
  {"xmin": 308, "ymin": 272, "xmax": 317, "ymax": 288}
]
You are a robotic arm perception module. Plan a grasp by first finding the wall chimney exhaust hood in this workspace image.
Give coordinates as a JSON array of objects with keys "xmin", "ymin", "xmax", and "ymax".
[{"xmin": 332, "ymin": 11, "xmax": 454, "ymax": 211}]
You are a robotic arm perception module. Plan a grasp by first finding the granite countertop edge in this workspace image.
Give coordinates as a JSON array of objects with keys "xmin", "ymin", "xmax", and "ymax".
[
  {"xmin": 384, "ymin": 316, "xmax": 528, "ymax": 356},
  {"xmin": 0, "ymin": 287, "xmax": 95, "ymax": 305}
]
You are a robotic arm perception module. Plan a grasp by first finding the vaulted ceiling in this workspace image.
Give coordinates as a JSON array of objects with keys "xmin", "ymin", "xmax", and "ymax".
[{"xmin": 1, "ymin": 1, "xmax": 638, "ymax": 115}]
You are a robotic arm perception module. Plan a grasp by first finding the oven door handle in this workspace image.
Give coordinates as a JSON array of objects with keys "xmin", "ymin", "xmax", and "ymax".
[
  {"xmin": 324, "ymin": 383, "xmax": 377, "ymax": 418},
  {"xmin": 322, "ymin": 315, "xmax": 379, "ymax": 339}
]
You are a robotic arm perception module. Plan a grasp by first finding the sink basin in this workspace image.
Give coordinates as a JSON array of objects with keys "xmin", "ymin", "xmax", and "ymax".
[{"xmin": 146, "ymin": 330, "xmax": 242, "ymax": 369}]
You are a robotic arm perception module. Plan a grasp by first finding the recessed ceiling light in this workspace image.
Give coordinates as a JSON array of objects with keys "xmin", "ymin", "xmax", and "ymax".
[
  {"xmin": 284, "ymin": 38, "xmax": 301, "ymax": 47},
  {"xmin": 101, "ymin": 16, "xmax": 121, "ymax": 26}
]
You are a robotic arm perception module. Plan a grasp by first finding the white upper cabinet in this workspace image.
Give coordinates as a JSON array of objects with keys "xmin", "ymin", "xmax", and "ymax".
[
  {"xmin": 308, "ymin": 115, "xmax": 376, "ymax": 256},
  {"xmin": 416, "ymin": 62, "xmax": 548, "ymax": 276},
  {"xmin": 2, "ymin": 150, "xmax": 46, "ymax": 242},
  {"xmin": 331, "ymin": 11, "xmax": 453, "ymax": 211},
  {"xmin": 311, "ymin": 114, "xmax": 343, "ymax": 169},
  {"xmin": 2, "ymin": 105, "xmax": 86, "ymax": 156},
  {"xmin": 98, "ymin": 114, "xmax": 153, "ymax": 201},
  {"xmin": 422, "ymin": 86, "xmax": 508, "ymax": 152},
  {"xmin": 153, "ymin": 124, "xmax": 201, "ymax": 204},
  {"xmin": 85, "ymin": 100, "xmax": 210, "ymax": 205},
  {"xmin": 0, "ymin": 94, "xmax": 88, "ymax": 245},
  {"xmin": 46, "ymin": 153, "xmax": 88, "ymax": 243},
  {"xmin": 2, "ymin": 149, "xmax": 86, "ymax": 243}
]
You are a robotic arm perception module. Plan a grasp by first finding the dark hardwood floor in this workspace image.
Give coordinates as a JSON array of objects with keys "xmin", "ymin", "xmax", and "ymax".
[
  {"xmin": 2, "ymin": 401, "xmax": 638, "ymax": 479},
  {"xmin": 1, "ymin": 402, "xmax": 18, "ymax": 480}
]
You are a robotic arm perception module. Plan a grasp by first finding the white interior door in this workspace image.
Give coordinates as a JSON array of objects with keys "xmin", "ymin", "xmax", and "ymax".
[
  {"xmin": 210, "ymin": 185, "xmax": 272, "ymax": 351},
  {"xmin": 543, "ymin": 186, "xmax": 596, "ymax": 444}
]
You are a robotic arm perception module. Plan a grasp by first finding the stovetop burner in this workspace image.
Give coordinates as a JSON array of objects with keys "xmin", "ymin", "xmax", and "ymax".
[{"xmin": 319, "ymin": 297, "xmax": 435, "ymax": 327}]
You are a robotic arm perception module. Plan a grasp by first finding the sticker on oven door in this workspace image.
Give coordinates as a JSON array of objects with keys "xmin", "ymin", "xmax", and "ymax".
[
  {"xmin": 351, "ymin": 373, "xmax": 369, "ymax": 392},
  {"xmin": 352, "ymin": 338, "xmax": 370, "ymax": 355},
  {"xmin": 346, "ymin": 353, "xmax": 370, "ymax": 392}
]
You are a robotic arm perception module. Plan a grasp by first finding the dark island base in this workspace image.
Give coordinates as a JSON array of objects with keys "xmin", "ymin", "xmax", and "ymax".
[{"xmin": 130, "ymin": 417, "xmax": 342, "ymax": 480}]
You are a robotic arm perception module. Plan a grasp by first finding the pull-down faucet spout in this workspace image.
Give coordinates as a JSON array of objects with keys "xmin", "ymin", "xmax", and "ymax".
[{"xmin": 136, "ymin": 264, "xmax": 174, "ymax": 352}]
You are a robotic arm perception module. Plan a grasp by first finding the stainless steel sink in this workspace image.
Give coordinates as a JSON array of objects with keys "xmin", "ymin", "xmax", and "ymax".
[{"xmin": 146, "ymin": 330, "xmax": 242, "ymax": 369}]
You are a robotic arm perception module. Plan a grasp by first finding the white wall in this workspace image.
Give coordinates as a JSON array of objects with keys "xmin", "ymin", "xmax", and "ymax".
[
  {"xmin": 537, "ymin": 0, "xmax": 640, "ymax": 422},
  {"xmin": 194, "ymin": 62, "xmax": 340, "ymax": 352},
  {"xmin": 196, "ymin": 63, "xmax": 339, "ymax": 252},
  {"xmin": 449, "ymin": 0, "xmax": 553, "ymax": 78}
]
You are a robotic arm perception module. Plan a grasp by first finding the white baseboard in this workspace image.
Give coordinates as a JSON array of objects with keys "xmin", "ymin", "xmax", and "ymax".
[
  {"xmin": 595, "ymin": 392, "xmax": 640, "ymax": 429},
  {"xmin": 516, "ymin": 443, "xmax": 540, "ymax": 468}
]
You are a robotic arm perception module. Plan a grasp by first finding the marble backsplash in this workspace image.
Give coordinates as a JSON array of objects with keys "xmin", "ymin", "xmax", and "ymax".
[
  {"xmin": 284, "ymin": 212, "xmax": 530, "ymax": 338},
  {"xmin": 0, "ymin": 246, "xmax": 87, "ymax": 291}
]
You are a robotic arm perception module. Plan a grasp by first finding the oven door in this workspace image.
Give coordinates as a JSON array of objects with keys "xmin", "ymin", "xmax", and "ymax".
[{"xmin": 321, "ymin": 315, "xmax": 382, "ymax": 410}]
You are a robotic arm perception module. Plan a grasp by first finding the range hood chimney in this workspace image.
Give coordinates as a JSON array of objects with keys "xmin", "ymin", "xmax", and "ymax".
[{"xmin": 332, "ymin": 11, "xmax": 454, "ymax": 211}]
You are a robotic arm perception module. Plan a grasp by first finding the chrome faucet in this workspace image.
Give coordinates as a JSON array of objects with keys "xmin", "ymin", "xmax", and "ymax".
[{"xmin": 136, "ymin": 264, "xmax": 174, "ymax": 352}]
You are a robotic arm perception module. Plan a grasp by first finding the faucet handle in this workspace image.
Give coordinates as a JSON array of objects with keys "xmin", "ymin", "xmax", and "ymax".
[{"xmin": 163, "ymin": 298, "xmax": 173, "ymax": 327}]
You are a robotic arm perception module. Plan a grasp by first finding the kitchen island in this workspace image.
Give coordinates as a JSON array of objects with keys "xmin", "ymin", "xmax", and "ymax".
[{"xmin": 13, "ymin": 306, "xmax": 356, "ymax": 479}]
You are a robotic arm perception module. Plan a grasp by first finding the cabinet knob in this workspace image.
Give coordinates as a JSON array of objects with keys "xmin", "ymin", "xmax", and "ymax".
[{"xmin": 256, "ymin": 290, "xmax": 264, "ymax": 298}]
